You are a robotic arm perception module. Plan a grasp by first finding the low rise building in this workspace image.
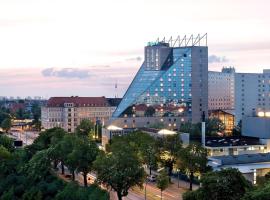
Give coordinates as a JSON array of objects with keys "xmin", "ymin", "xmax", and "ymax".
[
  {"xmin": 242, "ymin": 115, "xmax": 270, "ymax": 139},
  {"xmin": 209, "ymin": 110, "xmax": 235, "ymax": 135},
  {"xmin": 204, "ymin": 136, "xmax": 268, "ymax": 157},
  {"xmin": 208, "ymin": 153, "xmax": 270, "ymax": 184},
  {"xmin": 41, "ymin": 96, "xmax": 117, "ymax": 133}
]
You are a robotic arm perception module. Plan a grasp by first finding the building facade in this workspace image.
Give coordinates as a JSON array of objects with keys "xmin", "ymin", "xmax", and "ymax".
[
  {"xmin": 209, "ymin": 68, "xmax": 270, "ymax": 125},
  {"xmin": 234, "ymin": 69, "xmax": 270, "ymax": 124},
  {"xmin": 41, "ymin": 97, "xmax": 116, "ymax": 133},
  {"xmin": 110, "ymin": 35, "xmax": 208, "ymax": 129},
  {"xmin": 209, "ymin": 110, "xmax": 235, "ymax": 135},
  {"xmin": 208, "ymin": 67, "xmax": 235, "ymax": 111}
]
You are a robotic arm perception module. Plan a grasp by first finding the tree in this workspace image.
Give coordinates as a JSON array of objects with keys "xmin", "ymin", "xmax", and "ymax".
[
  {"xmin": 206, "ymin": 118, "xmax": 225, "ymax": 136},
  {"xmin": 232, "ymin": 120, "xmax": 242, "ymax": 136},
  {"xmin": 156, "ymin": 170, "xmax": 169, "ymax": 200},
  {"xmin": 179, "ymin": 122, "xmax": 201, "ymax": 137},
  {"xmin": 0, "ymin": 146, "xmax": 12, "ymax": 161},
  {"xmin": 0, "ymin": 135, "xmax": 14, "ymax": 151},
  {"xmin": 242, "ymin": 181, "xmax": 270, "ymax": 200},
  {"xmin": 64, "ymin": 135, "xmax": 81, "ymax": 180},
  {"xmin": 156, "ymin": 134, "xmax": 182, "ymax": 178},
  {"xmin": 177, "ymin": 143, "xmax": 208, "ymax": 190},
  {"xmin": 75, "ymin": 119, "xmax": 94, "ymax": 138},
  {"xmin": 144, "ymin": 106, "xmax": 155, "ymax": 117},
  {"xmin": 109, "ymin": 131, "xmax": 157, "ymax": 175},
  {"xmin": 183, "ymin": 168, "xmax": 252, "ymax": 200},
  {"xmin": 26, "ymin": 149, "xmax": 51, "ymax": 182},
  {"xmin": 31, "ymin": 128, "xmax": 66, "ymax": 169},
  {"xmin": 0, "ymin": 111, "xmax": 10, "ymax": 125},
  {"xmin": 94, "ymin": 143, "xmax": 145, "ymax": 200},
  {"xmin": 1, "ymin": 118, "xmax": 11, "ymax": 133},
  {"xmin": 72, "ymin": 138, "xmax": 99, "ymax": 187},
  {"xmin": 31, "ymin": 103, "xmax": 41, "ymax": 122}
]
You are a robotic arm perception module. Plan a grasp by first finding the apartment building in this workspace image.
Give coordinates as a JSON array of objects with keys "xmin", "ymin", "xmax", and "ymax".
[{"xmin": 41, "ymin": 96, "xmax": 117, "ymax": 133}]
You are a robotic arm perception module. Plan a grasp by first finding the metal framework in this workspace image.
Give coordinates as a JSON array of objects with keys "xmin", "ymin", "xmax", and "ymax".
[{"xmin": 155, "ymin": 33, "xmax": 207, "ymax": 47}]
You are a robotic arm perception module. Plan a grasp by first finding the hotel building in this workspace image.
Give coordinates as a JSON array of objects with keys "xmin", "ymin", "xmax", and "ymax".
[{"xmin": 110, "ymin": 34, "xmax": 208, "ymax": 129}]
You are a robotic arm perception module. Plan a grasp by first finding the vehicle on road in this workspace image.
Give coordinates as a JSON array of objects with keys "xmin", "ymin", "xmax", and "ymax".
[{"xmin": 147, "ymin": 174, "xmax": 156, "ymax": 182}]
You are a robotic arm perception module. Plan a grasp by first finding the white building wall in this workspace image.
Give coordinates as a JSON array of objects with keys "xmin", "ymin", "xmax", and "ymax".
[
  {"xmin": 235, "ymin": 73, "xmax": 259, "ymax": 124},
  {"xmin": 41, "ymin": 105, "xmax": 115, "ymax": 133}
]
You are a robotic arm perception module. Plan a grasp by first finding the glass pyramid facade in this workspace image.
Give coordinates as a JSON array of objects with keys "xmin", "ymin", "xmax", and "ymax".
[{"xmin": 113, "ymin": 39, "xmax": 208, "ymax": 123}]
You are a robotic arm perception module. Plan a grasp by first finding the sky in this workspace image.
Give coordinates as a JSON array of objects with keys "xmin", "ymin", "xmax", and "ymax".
[{"xmin": 1, "ymin": 0, "xmax": 270, "ymax": 98}]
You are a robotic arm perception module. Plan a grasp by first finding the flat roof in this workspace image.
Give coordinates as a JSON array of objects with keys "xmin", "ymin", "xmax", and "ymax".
[
  {"xmin": 211, "ymin": 153, "xmax": 270, "ymax": 165},
  {"xmin": 205, "ymin": 136, "xmax": 262, "ymax": 148}
]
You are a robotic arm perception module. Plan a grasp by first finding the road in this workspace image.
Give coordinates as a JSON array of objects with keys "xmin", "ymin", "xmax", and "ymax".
[
  {"xmin": 56, "ymin": 165, "xmax": 191, "ymax": 200},
  {"xmin": 8, "ymin": 130, "xmax": 39, "ymax": 146}
]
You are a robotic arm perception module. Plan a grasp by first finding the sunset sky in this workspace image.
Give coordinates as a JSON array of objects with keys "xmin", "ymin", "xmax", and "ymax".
[{"xmin": 1, "ymin": 0, "xmax": 270, "ymax": 98}]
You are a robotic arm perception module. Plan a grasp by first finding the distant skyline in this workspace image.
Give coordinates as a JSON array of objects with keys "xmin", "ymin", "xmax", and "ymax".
[{"xmin": 1, "ymin": 0, "xmax": 270, "ymax": 97}]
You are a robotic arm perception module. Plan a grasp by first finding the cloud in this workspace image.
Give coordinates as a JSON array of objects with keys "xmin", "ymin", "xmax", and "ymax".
[
  {"xmin": 41, "ymin": 68, "xmax": 91, "ymax": 79},
  {"xmin": 208, "ymin": 55, "xmax": 229, "ymax": 63},
  {"xmin": 125, "ymin": 56, "xmax": 143, "ymax": 62}
]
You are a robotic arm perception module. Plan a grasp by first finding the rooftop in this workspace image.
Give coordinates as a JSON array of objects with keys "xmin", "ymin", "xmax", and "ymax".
[
  {"xmin": 47, "ymin": 96, "xmax": 110, "ymax": 107},
  {"xmin": 211, "ymin": 153, "xmax": 270, "ymax": 165},
  {"xmin": 204, "ymin": 136, "xmax": 262, "ymax": 148}
]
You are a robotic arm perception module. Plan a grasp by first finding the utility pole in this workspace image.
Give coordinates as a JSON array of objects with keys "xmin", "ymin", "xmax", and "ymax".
[{"xmin": 201, "ymin": 111, "xmax": 206, "ymax": 147}]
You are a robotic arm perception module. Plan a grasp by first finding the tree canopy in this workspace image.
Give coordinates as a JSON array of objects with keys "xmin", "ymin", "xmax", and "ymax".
[
  {"xmin": 183, "ymin": 168, "xmax": 252, "ymax": 200},
  {"xmin": 177, "ymin": 143, "xmax": 208, "ymax": 190},
  {"xmin": 156, "ymin": 170, "xmax": 170, "ymax": 200},
  {"xmin": 75, "ymin": 119, "xmax": 94, "ymax": 137},
  {"xmin": 1, "ymin": 118, "xmax": 11, "ymax": 133},
  {"xmin": 94, "ymin": 142, "xmax": 145, "ymax": 200}
]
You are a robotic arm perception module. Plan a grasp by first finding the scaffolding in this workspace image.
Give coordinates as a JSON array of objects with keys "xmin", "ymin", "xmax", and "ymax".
[{"xmin": 154, "ymin": 33, "xmax": 207, "ymax": 47}]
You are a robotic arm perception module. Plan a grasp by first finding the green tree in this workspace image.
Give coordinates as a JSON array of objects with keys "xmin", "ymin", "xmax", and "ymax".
[
  {"xmin": 156, "ymin": 134, "xmax": 182, "ymax": 178},
  {"xmin": 26, "ymin": 149, "xmax": 51, "ymax": 182},
  {"xmin": 144, "ymin": 106, "xmax": 155, "ymax": 117},
  {"xmin": 0, "ymin": 146, "xmax": 11, "ymax": 161},
  {"xmin": 64, "ymin": 135, "xmax": 80, "ymax": 180},
  {"xmin": 177, "ymin": 143, "xmax": 208, "ymax": 190},
  {"xmin": 242, "ymin": 181, "xmax": 270, "ymax": 200},
  {"xmin": 179, "ymin": 122, "xmax": 201, "ymax": 137},
  {"xmin": 156, "ymin": 170, "xmax": 170, "ymax": 200},
  {"xmin": 55, "ymin": 182, "xmax": 108, "ymax": 200},
  {"xmin": 72, "ymin": 138, "xmax": 99, "ymax": 187},
  {"xmin": 94, "ymin": 143, "xmax": 145, "ymax": 200},
  {"xmin": 31, "ymin": 103, "xmax": 41, "ymax": 122},
  {"xmin": 0, "ymin": 111, "xmax": 10, "ymax": 125},
  {"xmin": 109, "ymin": 131, "xmax": 157, "ymax": 175},
  {"xmin": 1, "ymin": 118, "xmax": 11, "ymax": 133},
  {"xmin": 0, "ymin": 135, "xmax": 14, "ymax": 151},
  {"xmin": 232, "ymin": 120, "xmax": 242, "ymax": 136},
  {"xmin": 183, "ymin": 168, "xmax": 252, "ymax": 200},
  {"xmin": 75, "ymin": 119, "xmax": 94, "ymax": 138},
  {"xmin": 206, "ymin": 118, "xmax": 225, "ymax": 136}
]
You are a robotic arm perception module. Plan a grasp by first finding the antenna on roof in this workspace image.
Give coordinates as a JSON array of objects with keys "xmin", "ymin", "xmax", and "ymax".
[{"xmin": 115, "ymin": 80, "xmax": 118, "ymax": 98}]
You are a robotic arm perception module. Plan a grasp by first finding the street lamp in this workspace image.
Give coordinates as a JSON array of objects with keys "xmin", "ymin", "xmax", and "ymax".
[
  {"xmin": 157, "ymin": 129, "xmax": 176, "ymax": 136},
  {"xmin": 144, "ymin": 180, "xmax": 149, "ymax": 200},
  {"xmin": 177, "ymin": 169, "xmax": 180, "ymax": 188}
]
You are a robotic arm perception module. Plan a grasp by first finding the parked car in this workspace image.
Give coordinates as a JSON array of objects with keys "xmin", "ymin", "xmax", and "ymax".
[{"xmin": 147, "ymin": 174, "xmax": 156, "ymax": 182}]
